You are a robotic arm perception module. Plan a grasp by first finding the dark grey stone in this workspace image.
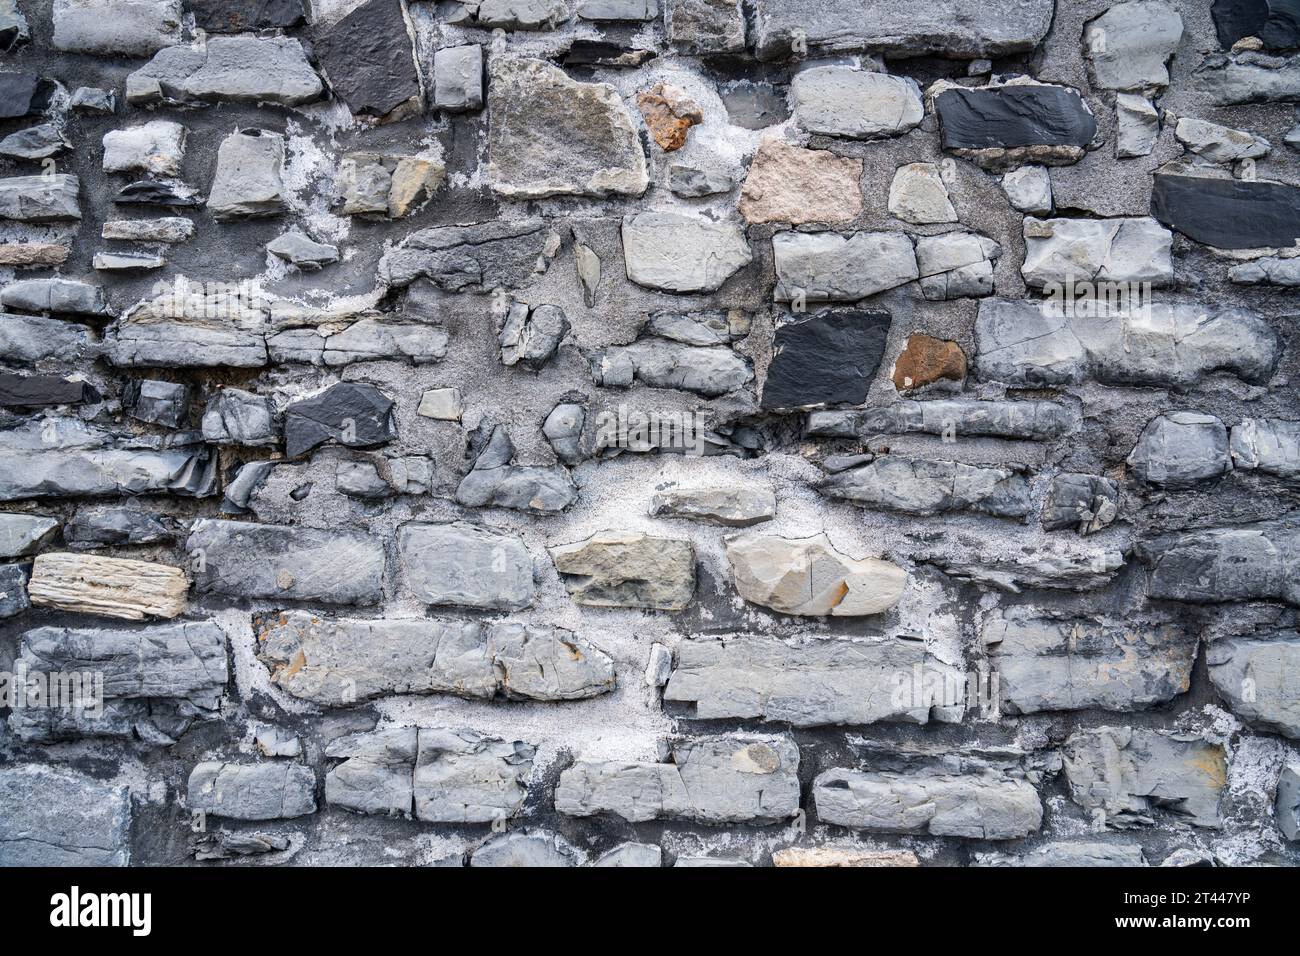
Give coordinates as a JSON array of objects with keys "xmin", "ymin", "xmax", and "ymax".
[
  {"xmin": 455, "ymin": 426, "xmax": 577, "ymax": 514},
  {"xmin": 761, "ymin": 310, "xmax": 891, "ymax": 410},
  {"xmin": 123, "ymin": 379, "xmax": 189, "ymax": 427},
  {"xmin": 0, "ymin": 562, "xmax": 29, "ymax": 618},
  {"xmin": 201, "ymin": 388, "xmax": 278, "ymax": 447},
  {"xmin": 189, "ymin": 0, "xmax": 306, "ymax": 32},
  {"xmin": 315, "ymin": 0, "xmax": 421, "ymax": 121},
  {"xmin": 1, "ymin": 278, "xmax": 111, "ymax": 317},
  {"xmin": 1152, "ymin": 173, "xmax": 1300, "ymax": 249},
  {"xmin": 1041, "ymin": 473, "xmax": 1119, "ymax": 534},
  {"xmin": 64, "ymin": 507, "xmax": 181, "ymax": 548},
  {"xmin": 380, "ymin": 219, "xmax": 560, "ymax": 292},
  {"xmin": 0, "ymin": 372, "xmax": 96, "ymax": 407},
  {"xmin": 1140, "ymin": 514, "xmax": 1300, "ymax": 605},
  {"xmin": 1212, "ymin": 0, "xmax": 1300, "ymax": 51},
  {"xmin": 937, "ymin": 84, "xmax": 1097, "ymax": 151},
  {"xmin": 283, "ymin": 382, "xmax": 396, "ymax": 460},
  {"xmin": 820, "ymin": 458, "xmax": 1033, "ymax": 518},
  {"xmin": 0, "ymin": 73, "xmax": 55, "ymax": 119}
]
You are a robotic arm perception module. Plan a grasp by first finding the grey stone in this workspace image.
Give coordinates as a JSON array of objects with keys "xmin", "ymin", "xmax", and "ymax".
[
  {"xmin": 914, "ymin": 232, "xmax": 999, "ymax": 299},
  {"xmin": 1084, "ymin": 1, "xmax": 1184, "ymax": 91},
  {"xmin": 1127, "ymin": 411, "xmax": 1232, "ymax": 488},
  {"xmin": 268, "ymin": 319, "xmax": 448, "ymax": 366},
  {"xmin": 456, "ymin": 426, "xmax": 577, "ymax": 514},
  {"xmin": 2, "ymin": 316, "xmax": 92, "ymax": 366},
  {"xmin": 543, "ymin": 402, "xmax": 586, "ymax": 464},
  {"xmin": 123, "ymin": 379, "xmax": 189, "ymax": 427},
  {"xmin": 725, "ymin": 532, "xmax": 907, "ymax": 616},
  {"xmin": 193, "ymin": 830, "xmax": 291, "ymax": 861},
  {"xmin": 102, "ymin": 217, "xmax": 195, "ymax": 243},
  {"xmin": 433, "ymin": 45, "xmax": 483, "ymax": 112},
  {"xmin": 889, "ymin": 163, "xmax": 956, "ymax": 225},
  {"xmin": 646, "ymin": 310, "xmax": 751, "ymax": 345},
  {"xmin": 498, "ymin": 302, "xmax": 568, "ymax": 368},
  {"xmin": 63, "ymin": 507, "xmax": 180, "ymax": 549},
  {"xmin": 187, "ymin": 761, "xmax": 317, "ymax": 821},
  {"xmin": 488, "ymin": 58, "xmax": 647, "ymax": 199},
  {"xmin": 792, "ymin": 66, "xmax": 924, "ymax": 139},
  {"xmin": 1021, "ymin": 217, "xmax": 1172, "ymax": 288},
  {"xmin": 984, "ymin": 613, "xmax": 1196, "ymax": 715},
  {"xmin": 222, "ymin": 461, "xmax": 273, "ymax": 512},
  {"xmin": 0, "ymin": 123, "xmax": 70, "ymax": 160},
  {"xmin": 1278, "ymin": 763, "xmax": 1300, "ymax": 840},
  {"xmin": 52, "ymin": 0, "xmax": 181, "ymax": 56},
  {"xmin": 578, "ymin": 0, "xmax": 658, "ymax": 19},
  {"xmin": 974, "ymin": 300, "xmax": 1278, "ymax": 387},
  {"xmin": 1141, "ymin": 514, "xmax": 1300, "ymax": 605},
  {"xmin": 416, "ymin": 387, "xmax": 461, "ymax": 421},
  {"xmin": 0, "ymin": 766, "xmax": 131, "ymax": 865},
  {"xmin": 283, "ymin": 382, "xmax": 396, "ymax": 459},
  {"xmin": 550, "ymin": 530, "xmax": 695, "ymax": 610},
  {"xmin": 414, "ymin": 728, "xmax": 536, "ymax": 823},
  {"xmin": 267, "ymin": 232, "xmax": 339, "ymax": 270},
  {"xmin": 845, "ymin": 399, "xmax": 1074, "ymax": 441},
  {"xmin": 751, "ymin": 0, "xmax": 1054, "ymax": 60},
  {"xmin": 645, "ymin": 643, "xmax": 673, "ymax": 687},
  {"xmin": 820, "ymin": 458, "xmax": 1033, "ymax": 519},
  {"xmin": 665, "ymin": 635, "xmax": 964, "ymax": 726},
  {"xmin": 1116, "ymin": 93, "xmax": 1160, "ymax": 157},
  {"xmin": 0, "ymin": 174, "xmax": 81, "ymax": 222},
  {"xmin": 380, "ymin": 219, "xmax": 560, "ymax": 292},
  {"xmin": 556, "ymin": 734, "xmax": 800, "ymax": 823},
  {"xmin": 126, "ymin": 34, "xmax": 323, "ymax": 107},
  {"xmin": 1207, "ymin": 635, "xmax": 1300, "ymax": 738},
  {"xmin": 1230, "ymin": 418, "xmax": 1300, "ymax": 479},
  {"xmin": 1175, "ymin": 116, "xmax": 1270, "ymax": 163},
  {"xmin": 668, "ymin": 164, "xmax": 734, "ymax": 197},
  {"xmin": 446, "ymin": 0, "xmax": 568, "ymax": 28},
  {"xmin": 0, "ymin": 0, "xmax": 28, "ymax": 49},
  {"xmin": 665, "ymin": 0, "xmax": 744, "ymax": 54},
  {"xmin": 0, "ymin": 418, "xmax": 215, "ymax": 500},
  {"xmin": 0, "ymin": 563, "xmax": 28, "ymax": 618},
  {"xmin": 622, "ymin": 212, "xmax": 752, "ymax": 293},
  {"xmin": 262, "ymin": 611, "xmax": 613, "ymax": 705},
  {"xmin": 1230, "ymin": 256, "xmax": 1300, "ymax": 285},
  {"xmin": 102, "ymin": 120, "xmax": 185, "ymax": 176},
  {"xmin": 1, "ymin": 278, "xmax": 110, "ymax": 317},
  {"xmin": 1041, "ymin": 473, "xmax": 1119, "ymax": 534},
  {"xmin": 93, "ymin": 251, "xmax": 166, "ymax": 272},
  {"xmin": 336, "ymin": 461, "xmax": 391, "ymax": 500},
  {"xmin": 188, "ymin": 0, "xmax": 305, "ymax": 32},
  {"xmin": 1063, "ymin": 727, "xmax": 1226, "ymax": 828},
  {"xmin": 0, "ymin": 513, "xmax": 59, "ymax": 557},
  {"xmin": 471, "ymin": 831, "xmax": 577, "ymax": 867},
  {"xmin": 187, "ymin": 519, "xmax": 386, "ymax": 606},
  {"xmin": 398, "ymin": 522, "xmax": 535, "ymax": 611},
  {"xmin": 105, "ymin": 320, "xmax": 268, "ymax": 368},
  {"xmin": 594, "ymin": 843, "xmax": 662, "ymax": 866},
  {"xmin": 594, "ymin": 338, "xmax": 752, "ymax": 397},
  {"xmin": 920, "ymin": 543, "xmax": 1125, "ymax": 592},
  {"xmin": 720, "ymin": 80, "xmax": 789, "ymax": 129},
  {"xmin": 1001, "ymin": 165, "xmax": 1053, "ymax": 213},
  {"xmin": 70, "ymin": 86, "xmax": 115, "ymax": 112},
  {"xmin": 978, "ymin": 842, "xmax": 1148, "ymax": 867},
  {"xmin": 1196, "ymin": 52, "xmax": 1300, "ymax": 105},
  {"xmin": 208, "ymin": 129, "xmax": 286, "ymax": 221},
  {"xmin": 772, "ymin": 231, "xmax": 918, "ymax": 302},
  {"xmin": 649, "ymin": 485, "xmax": 775, "ymax": 527},
  {"xmin": 201, "ymin": 388, "xmax": 277, "ymax": 447},
  {"xmin": 814, "ymin": 767, "xmax": 1042, "ymax": 839},
  {"xmin": 324, "ymin": 727, "xmax": 417, "ymax": 816}
]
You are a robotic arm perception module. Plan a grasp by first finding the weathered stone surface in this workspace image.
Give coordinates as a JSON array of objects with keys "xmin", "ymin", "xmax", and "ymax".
[
  {"xmin": 721, "ymin": 80, "xmax": 789, "ymax": 129},
  {"xmin": 1063, "ymin": 727, "xmax": 1226, "ymax": 828},
  {"xmin": 814, "ymin": 766, "xmax": 1042, "ymax": 839},
  {"xmin": 1116, "ymin": 93, "xmax": 1160, "ymax": 157},
  {"xmin": 773, "ymin": 847, "xmax": 920, "ymax": 867},
  {"xmin": 594, "ymin": 843, "xmax": 662, "ymax": 866},
  {"xmin": 792, "ymin": 67, "xmax": 923, "ymax": 139},
  {"xmin": 0, "ymin": 73, "xmax": 54, "ymax": 118},
  {"xmin": 772, "ymin": 231, "xmax": 917, "ymax": 302},
  {"xmin": 621, "ymin": 212, "xmax": 751, "ymax": 292},
  {"xmin": 433, "ymin": 44, "xmax": 483, "ymax": 112},
  {"xmin": 922, "ymin": 543, "xmax": 1125, "ymax": 592},
  {"xmin": 1127, "ymin": 411, "xmax": 1231, "ymax": 488},
  {"xmin": 889, "ymin": 163, "xmax": 956, "ymax": 225},
  {"xmin": 93, "ymin": 250, "xmax": 166, "ymax": 272},
  {"xmin": 267, "ymin": 232, "xmax": 339, "ymax": 270},
  {"xmin": 102, "ymin": 217, "xmax": 194, "ymax": 243},
  {"xmin": 498, "ymin": 302, "xmax": 568, "ymax": 368},
  {"xmin": 414, "ymin": 728, "xmax": 535, "ymax": 823},
  {"xmin": 751, "ymin": 0, "xmax": 1054, "ymax": 60},
  {"xmin": 1022, "ymin": 216, "xmax": 1172, "ymax": 287},
  {"xmin": 447, "ymin": 0, "xmax": 568, "ymax": 28},
  {"xmin": 665, "ymin": 0, "xmax": 744, "ymax": 53},
  {"xmin": 649, "ymin": 485, "xmax": 775, "ymax": 527},
  {"xmin": 417, "ymin": 387, "xmax": 461, "ymax": 421},
  {"xmin": 69, "ymin": 85, "xmax": 114, "ymax": 112},
  {"xmin": 102, "ymin": 120, "xmax": 184, "ymax": 176},
  {"xmin": 1141, "ymin": 515, "xmax": 1300, "ymax": 605},
  {"xmin": 665, "ymin": 635, "xmax": 963, "ymax": 726},
  {"xmin": 1278, "ymin": 763, "xmax": 1300, "ymax": 840},
  {"xmin": 978, "ymin": 841, "xmax": 1148, "ymax": 867},
  {"xmin": 759, "ymin": 314, "xmax": 894, "ymax": 411},
  {"xmin": 398, "ymin": 522, "xmax": 535, "ymax": 611},
  {"xmin": 1001, "ymin": 164, "xmax": 1053, "ymax": 214},
  {"xmin": 1084, "ymin": 1, "xmax": 1184, "ymax": 91},
  {"xmin": 208, "ymin": 129, "xmax": 285, "ymax": 221},
  {"xmin": 646, "ymin": 309, "xmax": 751, "ymax": 345},
  {"xmin": 893, "ymin": 334, "xmax": 966, "ymax": 392},
  {"xmin": 637, "ymin": 82, "xmax": 702, "ymax": 151},
  {"xmin": 578, "ymin": 0, "xmax": 659, "ymax": 19},
  {"xmin": 820, "ymin": 458, "xmax": 1033, "ymax": 519},
  {"xmin": 187, "ymin": 519, "xmax": 386, "ymax": 606},
  {"xmin": 1207, "ymin": 635, "xmax": 1300, "ymax": 738},
  {"xmin": 974, "ymin": 299, "xmax": 1278, "ymax": 387},
  {"xmin": 1151, "ymin": 172, "xmax": 1300, "ymax": 249},
  {"xmin": 0, "ymin": 513, "xmax": 59, "ymax": 557},
  {"xmin": 0, "ymin": 123, "xmax": 70, "ymax": 160},
  {"xmin": 126, "ymin": 35, "xmax": 323, "ymax": 107},
  {"xmin": 1041, "ymin": 473, "xmax": 1119, "ymax": 534},
  {"xmin": 1231, "ymin": 418, "xmax": 1300, "ymax": 478},
  {"xmin": 914, "ymin": 232, "xmax": 1000, "ymax": 299},
  {"xmin": 323, "ymin": 727, "xmax": 416, "ymax": 816},
  {"xmin": 668, "ymin": 163, "xmax": 733, "ymax": 197},
  {"xmin": 0, "ymin": 0, "xmax": 28, "ymax": 50},
  {"xmin": 0, "ymin": 174, "xmax": 81, "ymax": 222},
  {"xmin": 0, "ymin": 766, "xmax": 130, "ymax": 865},
  {"xmin": 27, "ymin": 552, "xmax": 187, "ymax": 620},
  {"xmin": 984, "ymin": 613, "xmax": 1196, "ymax": 715},
  {"xmin": 739, "ymin": 141, "xmax": 864, "ymax": 225},
  {"xmin": 556, "ymin": 734, "xmax": 800, "ymax": 823},
  {"xmin": 315, "ymin": 0, "xmax": 421, "ymax": 121},
  {"xmin": 725, "ymin": 533, "xmax": 906, "ymax": 616},
  {"xmin": 201, "ymin": 388, "xmax": 277, "ymax": 448},
  {"xmin": 380, "ymin": 219, "xmax": 560, "ymax": 292},
  {"xmin": 488, "ymin": 58, "xmax": 647, "ymax": 199},
  {"xmin": 1212, "ymin": 0, "xmax": 1300, "ymax": 51},
  {"xmin": 114, "ymin": 179, "xmax": 203, "ymax": 206},
  {"xmin": 1176, "ymin": 116, "xmax": 1270, "ymax": 163},
  {"xmin": 471, "ymin": 831, "xmax": 576, "ymax": 866},
  {"xmin": 269, "ymin": 320, "xmax": 447, "ymax": 366},
  {"xmin": 283, "ymin": 383, "xmax": 396, "ymax": 459},
  {"xmin": 594, "ymin": 338, "xmax": 752, "ymax": 397},
  {"xmin": 63, "ymin": 506, "xmax": 180, "ymax": 549},
  {"xmin": 0, "ymin": 372, "xmax": 96, "ymax": 407},
  {"xmin": 266, "ymin": 613, "xmax": 616, "ymax": 702},
  {"xmin": 543, "ymin": 402, "xmax": 585, "ymax": 463},
  {"xmin": 0, "ymin": 418, "xmax": 214, "ymax": 500},
  {"xmin": 189, "ymin": 0, "xmax": 305, "ymax": 32},
  {"xmin": 0, "ymin": 562, "xmax": 28, "ymax": 618},
  {"xmin": 550, "ymin": 531, "xmax": 695, "ymax": 610},
  {"xmin": 123, "ymin": 378, "xmax": 188, "ymax": 426},
  {"xmin": 936, "ymin": 82, "xmax": 1098, "ymax": 169},
  {"xmin": 53, "ymin": 0, "xmax": 181, "ymax": 56},
  {"xmin": 107, "ymin": 318, "xmax": 267, "ymax": 368},
  {"xmin": 1230, "ymin": 255, "xmax": 1300, "ymax": 285},
  {"xmin": 188, "ymin": 761, "xmax": 316, "ymax": 821},
  {"xmin": 0, "ymin": 243, "xmax": 70, "ymax": 267},
  {"xmin": 456, "ymin": 426, "xmax": 577, "ymax": 513},
  {"xmin": 817, "ymin": 399, "xmax": 1071, "ymax": 442}
]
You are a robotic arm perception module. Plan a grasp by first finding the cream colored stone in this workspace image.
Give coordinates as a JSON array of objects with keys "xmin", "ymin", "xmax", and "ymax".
[
  {"xmin": 28, "ymin": 552, "xmax": 188, "ymax": 621},
  {"xmin": 773, "ymin": 847, "xmax": 921, "ymax": 867},
  {"xmin": 739, "ymin": 140, "xmax": 863, "ymax": 225},
  {"xmin": 724, "ymin": 532, "xmax": 906, "ymax": 616}
]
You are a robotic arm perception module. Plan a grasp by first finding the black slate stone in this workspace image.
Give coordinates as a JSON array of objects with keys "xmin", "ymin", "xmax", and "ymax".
[
  {"xmin": 0, "ymin": 372, "xmax": 97, "ymax": 407},
  {"xmin": 1212, "ymin": 0, "xmax": 1300, "ymax": 51},
  {"xmin": 0, "ymin": 73, "xmax": 56, "ymax": 120},
  {"xmin": 936, "ymin": 85, "xmax": 1097, "ymax": 150},
  {"xmin": 64, "ymin": 507, "xmax": 181, "ymax": 549},
  {"xmin": 761, "ymin": 310, "xmax": 892, "ymax": 411},
  {"xmin": 283, "ymin": 382, "xmax": 396, "ymax": 459},
  {"xmin": 115, "ymin": 181, "xmax": 204, "ymax": 207},
  {"xmin": 123, "ymin": 379, "xmax": 190, "ymax": 428},
  {"xmin": 1151, "ymin": 173, "xmax": 1300, "ymax": 249},
  {"xmin": 314, "ymin": 0, "xmax": 421, "ymax": 119},
  {"xmin": 188, "ymin": 0, "xmax": 306, "ymax": 32}
]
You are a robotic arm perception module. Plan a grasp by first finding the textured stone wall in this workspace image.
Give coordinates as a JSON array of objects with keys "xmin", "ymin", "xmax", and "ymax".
[{"xmin": 0, "ymin": 0, "xmax": 1298, "ymax": 868}]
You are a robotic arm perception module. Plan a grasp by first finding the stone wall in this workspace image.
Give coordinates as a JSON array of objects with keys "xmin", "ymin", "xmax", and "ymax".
[{"xmin": 0, "ymin": 0, "xmax": 1298, "ymax": 868}]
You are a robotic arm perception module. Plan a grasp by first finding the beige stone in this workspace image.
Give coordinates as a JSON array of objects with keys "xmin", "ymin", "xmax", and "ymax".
[
  {"xmin": 724, "ymin": 532, "xmax": 906, "ymax": 616},
  {"xmin": 773, "ymin": 847, "xmax": 921, "ymax": 867},
  {"xmin": 388, "ymin": 157, "xmax": 445, "ymax": 218},
  {"xmin": 28, "ymin": 552, "xmax": 188, "ymax": 620},
  {"xmin": 888, "ymin": 162, "xmax": 956, "ymax": 224},
  {"xmin": 550, "ymin": 530, "xmax": 695, "ymax": 611},
  {"xmin": 0, "ymin": 242, "xmax": 69, "ymax": 266},
  {"xmin": 417, "ymin": 387, "xmax": 462, "ymax": 420},
  {"xmin": 739, "ymin": 140, "xmax": 863, "ymax": 225}
]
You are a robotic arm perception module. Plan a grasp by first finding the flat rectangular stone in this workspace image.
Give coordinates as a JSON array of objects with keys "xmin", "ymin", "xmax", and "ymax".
[
  {"xmin": 187, "ymin": 760, "xmax": 317, "ymax": 820},
  {"xmin": 0, "ymin": 766, "xmax": 131, "ymax": 865},
  {"xmin": 28, "ymin": 552, "xmax": 188, "ymax": 621}
]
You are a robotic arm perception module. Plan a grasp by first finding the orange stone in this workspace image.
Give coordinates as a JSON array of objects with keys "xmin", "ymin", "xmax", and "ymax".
[
  {"xmin": 892, "ymin": 334, "xmax": 966, "ymax": 392},
  {"xmin": 637, "ymin": 82, "xmax": 703, "ymax": 152}
]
